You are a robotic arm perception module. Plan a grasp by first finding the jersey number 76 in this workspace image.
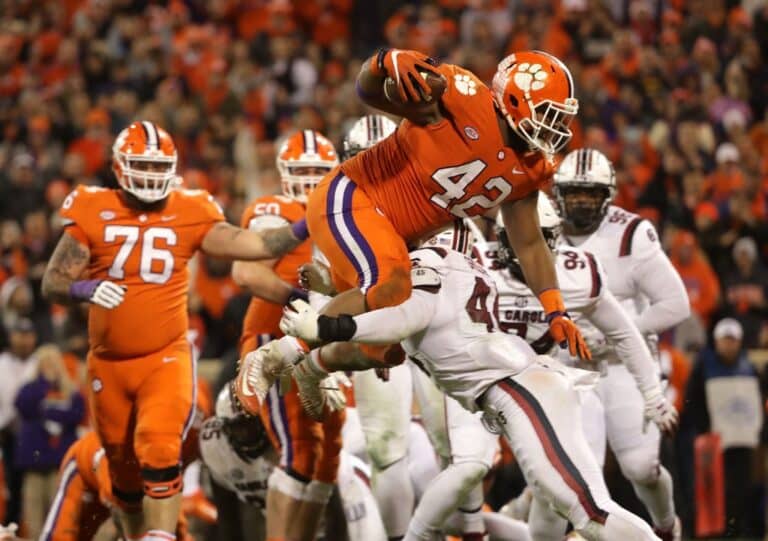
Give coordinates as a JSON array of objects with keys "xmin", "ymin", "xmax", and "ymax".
[{"xmin": 104, "ymin": 225, "xmax": 176, "ymax": 284}]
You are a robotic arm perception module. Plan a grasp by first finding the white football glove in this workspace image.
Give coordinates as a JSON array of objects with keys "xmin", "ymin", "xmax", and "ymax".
[
  {"xmin": 91, "ymin": 281, "xmax": 126, "ymax": 309},
  {"xmin": 642, "ymin": 386, "xmax": 678, "ymax": 435},
  {"xmin": 280, "ymin": 299, "xmax": 320, "ymax": 342},
  {"xmin": 320, "ymin": 372, "xmax": 351, "ymax": 412},
  {"xmin": 0, "ymin": 522, "xmax": 18, "ymax": 541}
]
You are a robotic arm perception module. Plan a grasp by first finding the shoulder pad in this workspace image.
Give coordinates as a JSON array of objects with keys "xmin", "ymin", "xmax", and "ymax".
[
  {"xmin": 247, "ymin": 214, "xmax": 290, "ymax": 232},
  {"xmin": 410, "ymin": 265, "xmax": 441, "ymax": 292},
  {"xmin": 622, "ymin": 219, "xmax": 661, "ymax": 260}
]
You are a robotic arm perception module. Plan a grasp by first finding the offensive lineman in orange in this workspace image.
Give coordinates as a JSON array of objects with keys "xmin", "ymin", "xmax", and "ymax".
[
  {"xmin": 231, "ymin": 130, "xmax": 346, "ymax": 541},
  {"xmin": 41, "ymin": 121, "xmax": 306, "ymax": 541},
  {"xmin": 40, "ymin": 380, "xmax": 212, "ymax": 540},
  {"xmin": 237, "ymin": 50, "xmax": 592, "ymax": 415}
]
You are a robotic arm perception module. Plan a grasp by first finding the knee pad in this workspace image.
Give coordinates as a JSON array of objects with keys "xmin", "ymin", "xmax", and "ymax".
[
  {"xmin": 616, "ymin": 448, "xmax": 661, "ymax": 485},
  {"xmin": 135, "ymin": 434, "xmax": 181, "ymax": 468},
  {"xmin": 268, "ymin": 467, "xmax": 308, "ymax": 500},
  {"xmin": 142, "ymin": 465, "xmax": 182, "ymax": 499},
  {"xmin": 112, "ymin": 486, "xmax": 144, "ymax": 513}
]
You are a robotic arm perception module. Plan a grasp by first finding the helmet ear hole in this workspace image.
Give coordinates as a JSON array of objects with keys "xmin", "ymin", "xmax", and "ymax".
[{"xmin": 508, "ymin": 95, "xmax": 519, "ymax": 108}]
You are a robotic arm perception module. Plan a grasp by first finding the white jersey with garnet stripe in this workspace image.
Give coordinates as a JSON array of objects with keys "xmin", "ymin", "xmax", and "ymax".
[
  {"xmin": 475, "ymin": 241, "xmax": 605, "ymax": 359},
  {"xmin": 560, "ymin": 204, "xmax": 688, "ymax": 360},
  {"xmin": 399, "ymin": 247, "xmax": 537, "ymax": 412}
]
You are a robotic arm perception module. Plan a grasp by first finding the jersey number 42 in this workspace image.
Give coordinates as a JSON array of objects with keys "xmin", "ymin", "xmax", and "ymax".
[{"xmin": 430, "ymin": 160, "xmax": 512, "ymax": 218}]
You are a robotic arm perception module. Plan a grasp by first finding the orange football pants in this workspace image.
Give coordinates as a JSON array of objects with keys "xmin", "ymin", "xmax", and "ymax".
[
  {"xmin": 242, "ymin": 335, "xmax": 343, "ymax": 483},
  {"xmin": 306, "ymin": 170, "xmax": 412, "ymax": 311},
  {"xmin": 40, "ymin": 448, "xmax": 111, "ymax": 541},
  {"xmin": 87, "ymin": 336, "xmax": 195, "ymax": 498}
]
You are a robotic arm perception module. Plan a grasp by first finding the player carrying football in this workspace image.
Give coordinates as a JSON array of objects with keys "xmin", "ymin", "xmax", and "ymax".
[
  {"xmin": 304, "ymin": 49, "xmax": 585, "ymax": 354},
  {"xmin": 41, "ymin": 121, "xmax": 305, "ymax": 541}
]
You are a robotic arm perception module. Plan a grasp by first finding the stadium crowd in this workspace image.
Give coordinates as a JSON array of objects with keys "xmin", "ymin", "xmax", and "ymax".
[{"xmin": 0, "ymin": 0, "xmax": 767, "ymax": 539}]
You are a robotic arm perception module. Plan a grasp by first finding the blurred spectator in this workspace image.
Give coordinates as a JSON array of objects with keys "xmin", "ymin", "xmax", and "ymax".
[
  {"xmin": 0, "ymin": 153, "xmax": 44, "ymax": 225},
  {"xmin": 669, "ymin": 230, "xmax": 721, "ymax": 327},
  {"xmin": 14, "ymin": 344, "xmax": 84, "ymax": 539},
  {"xmin": 0, "ymin": 319, "xmax": 38, "ymax": 525},
  {"xmin": 681, "ymin": 318, "xmax": 764, "ymax": 538},
  {"xmin": 722, "ymin": 237, "xmax": 768, "ymax": 348}
]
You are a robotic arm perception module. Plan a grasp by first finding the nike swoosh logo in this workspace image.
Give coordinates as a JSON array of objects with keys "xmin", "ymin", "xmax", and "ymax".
[
  {"xmin": 512, "ymin": 168, "xmax": 525, "ymax": 175},
  {"xmin": 239, "ymin": 363, "xmax": 255, "ymax": 397},
  {"xmin": 160, "ymin": 215, "xmax": 176, "ymax": 222},
  {"xmin": 162, "ymin": 356, "xmax": 176, "ymax": 363}
]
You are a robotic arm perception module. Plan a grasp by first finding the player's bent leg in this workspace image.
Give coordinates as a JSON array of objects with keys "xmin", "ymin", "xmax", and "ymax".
[
  {"xmin": 528, "ymin": 497, "xmax": 567, "ymax": 541},
  {"xmin": 355, "ymin": 365, "xmax": 414, "ymax": 538},
  {"xmin": 481, "ymin": 367, "xmax": 657, "ymax": 541},
  {"xmin": 306, "ymin": 172, "xmax": 412, "ymax": 316},
  {"xmin": 291, "ymin": 408, "xmax": 344, "ymax": 541},
  {"xmin": 602, "ymin": 365, "xmax": 676, "ymax": 534},
  {"xmin": 266, "ymin": 467, "xmax": 308, "ymax": 541},
  {"xmin": 40, "ymin": 458, "xmax": 84, "ymax": 541},
  {"xmin": 404, "ymin": 461, "xmax": 489, "ymax": 541},
  {"xmin": 134, "ymin": 342, "xmax": 195, "ymax": 538},
  {"xmin": 337, "ymin": 452, "xmax": 388, "ymax": 541}
]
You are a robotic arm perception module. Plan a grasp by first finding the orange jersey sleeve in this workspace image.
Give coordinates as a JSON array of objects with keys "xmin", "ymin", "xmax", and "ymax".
[
  {"xmin": 340, "ymin": 63, "xmax": 553, "ymax": 242},
  {"xmin": 58, "ymin": 186, "xmax": 225, "ymax": 358},
  {"xmin": 240, "ymin": 195, "xmax": 312, "ymax": 344}
]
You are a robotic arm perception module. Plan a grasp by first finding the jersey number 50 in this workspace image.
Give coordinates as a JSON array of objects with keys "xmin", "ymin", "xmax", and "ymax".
[
  {"xmin": 430, "ymin": 160, "xmax": 512, "ymax": 218},
  {"xmin": 104, "ymin": 225, "xmax": 176, "ymax": 284}
]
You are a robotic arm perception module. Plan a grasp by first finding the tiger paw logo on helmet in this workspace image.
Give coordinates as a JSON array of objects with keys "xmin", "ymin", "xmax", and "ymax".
[
  {"xmin": 512, "ymin": 63, "xmax": 548, "ymax": 94},
  {"xmin": 453, "ymin": 74, "xmax": 477, "ymax": 96}
]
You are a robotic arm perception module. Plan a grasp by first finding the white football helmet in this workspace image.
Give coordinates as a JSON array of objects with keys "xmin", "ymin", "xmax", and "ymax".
[
  {"xmin": 342, "ymin": 114, "xmax": 398, "ymax": 159},
  {"xmin": 422, "ymin": 219, "xmax": 477, "ymax": 256},
  {"xmin": 112, "ymin": 121, "xmax": 178, "ymax": 202},
  {"xmin": 552, "ymin": 148, "xmax": 616, "ymax": 233},
  {"xmin": 496, "ymin": 192, "xmax": 561, "ymax": 273},
  {"xmin": 276, "ymin": 130, "xmax": 339, "ymax": 203}
]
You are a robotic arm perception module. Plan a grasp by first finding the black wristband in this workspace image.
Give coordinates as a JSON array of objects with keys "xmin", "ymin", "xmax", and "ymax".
[
  {"xmin": 317, "ymin": 314, "xmax": 357, "ymax": 342},
  {"xmin": 376, "ymin": 48, "xmax": 390, "ymax": 74}
]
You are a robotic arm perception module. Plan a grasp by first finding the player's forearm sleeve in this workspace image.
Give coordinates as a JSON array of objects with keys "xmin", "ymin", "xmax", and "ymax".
[
  {"xmin": 351, "ymin": 291, "xmax": 437, "ymax": 344},
  {"xmin": 633, "ymin": 251, "xmax": 691, "ymax": 334},
  {"xmin": 586, "ymin": 290, "xmax": 660, "ymax": 394}
]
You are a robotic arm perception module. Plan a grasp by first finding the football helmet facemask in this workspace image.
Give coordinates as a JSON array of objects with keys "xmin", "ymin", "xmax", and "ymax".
[
  {"xmin": 553, "ymin": 148, "xmax": 616, "ymax": 233},
  {"xmin": 491, "ymin": 51, "xmax": 578, "ymax": 155},
  {"xmin": 276, "ymin": 130, "xmax": 338, "ymax": 203},
  {"xmin": 112, "ymin": 121, "xmax": 178, "ymax": 202}
]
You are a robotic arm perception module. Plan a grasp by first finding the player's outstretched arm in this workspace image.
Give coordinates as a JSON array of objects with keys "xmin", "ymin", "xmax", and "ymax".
[
  {"xmin": 356, "ymin": 49, "xmax": 442, "ymax": 125},
  {"xmin": 201, "ymin": 221, "xmax": 305, "ymax": 261},
  {"xmin": 232, "ymin": 260, "xmax": 305, "ymax": 305},
  {"xmin": 501, "ymin": 194, "xmax": 591, "ymax": 360},
  {"xmin": 586, "ymin": 290, "xmax": 678, "ymax": 434}
]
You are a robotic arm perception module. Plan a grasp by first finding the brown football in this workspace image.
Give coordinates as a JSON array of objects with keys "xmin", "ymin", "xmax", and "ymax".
[{"xmin": 383, "ymin": 70, "xmax": 447, "ymax": 106}]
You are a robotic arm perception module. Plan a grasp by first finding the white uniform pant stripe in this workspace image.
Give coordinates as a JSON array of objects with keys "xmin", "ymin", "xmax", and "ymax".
[
  {"xmin": 41, "ymin": 459, "xmax": 78, "ymax": 540},
  {"xmin": 331, "ymin": 176, "xmax": 375, "ymax": 292}
]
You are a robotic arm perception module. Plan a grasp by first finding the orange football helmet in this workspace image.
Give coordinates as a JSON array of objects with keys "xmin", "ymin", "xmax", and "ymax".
[
  {"xmin": 112, "ymin": 121, "xmax": 178, "ymax": 202},
  {"xmin": 276, "ymin": 130, "xmax": 338, "ymax": 203},
  {"xmin": 491, "ymin": 51, "xmax": 578, "ymax": 155}
]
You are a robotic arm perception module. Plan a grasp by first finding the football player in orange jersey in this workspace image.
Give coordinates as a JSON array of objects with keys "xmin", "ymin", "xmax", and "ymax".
[
  {"xmin": 41, "ymin": 121, "xmax": 306, "ymax": 541},
  {"xmin": 237, "ymin": 50, "xmax": 591, "ymax": 429},
  {"xmin": 40, "ymin": 377, "xmax": 211, "ymax": 541},
  {"xmin": 231, "ymin": 130, "xmax": 348, "ymax": 541}
]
